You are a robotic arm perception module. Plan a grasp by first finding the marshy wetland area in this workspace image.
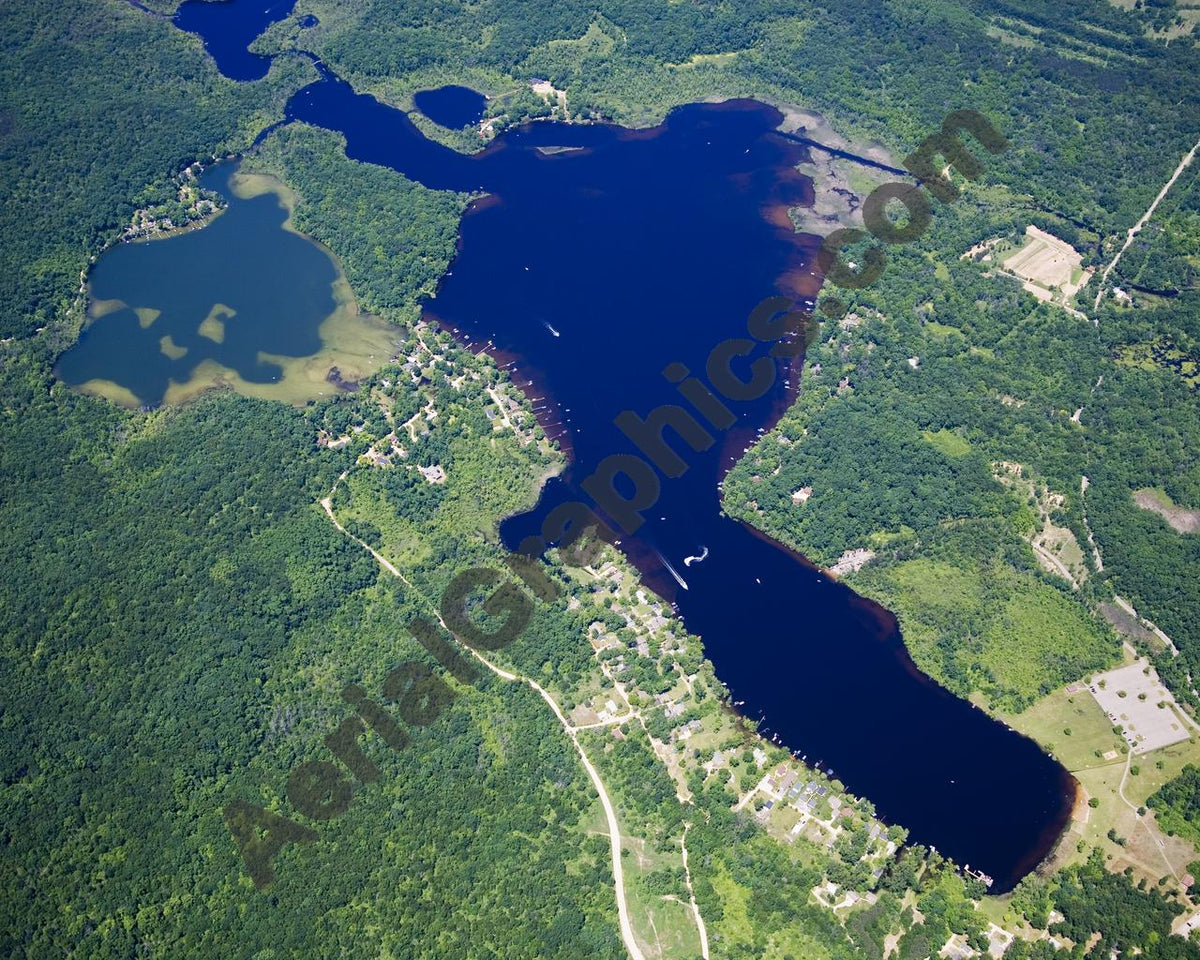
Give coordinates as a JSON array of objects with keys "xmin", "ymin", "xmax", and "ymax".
[{"xmin": 56, "ymin": 162, "xmax": 400, "ymax": 408}]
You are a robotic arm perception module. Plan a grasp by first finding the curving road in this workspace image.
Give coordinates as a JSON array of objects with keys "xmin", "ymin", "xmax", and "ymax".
[{"xmin": 320, "ymin": 477, "xmax": 647, "ymax": 960}]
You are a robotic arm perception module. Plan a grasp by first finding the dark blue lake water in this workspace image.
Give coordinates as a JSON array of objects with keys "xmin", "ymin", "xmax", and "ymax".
[
  {"xmin": 414, "ymin": 85, "xmax": 488, "ymax": 128},
  {"xmin": 139, "ymin": 0, "xmax": 1076, "ymax": 891},
  {"xmin": 175, "ymin": 0, "xmax": 297, "ymax": 81}
]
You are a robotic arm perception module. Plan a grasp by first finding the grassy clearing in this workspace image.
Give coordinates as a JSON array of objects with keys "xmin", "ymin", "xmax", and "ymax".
[
  {"xmin": 708, "ymin": 861, "xmax": 760, "ymax": 953},
  {"xmin": 923, "ymin": 320, "xmax": 963, "ymax": 338},
  {"xmin": 671, "ymin": 50, "xmax": 743, "ymax": 69},
  {"xmin": 762, "ymin": 924, "xmax": 838, "ymax": 960},
  {"xmin": 1070, "ymin": 740, "xmax": 1200, "ymax": 886},
  {"xmin": 542, "ymin": 21, "xmax": 618, "ymax": 58},
  {"xmin": 978, "ymin": 588, "xmax": 1115, "ymax": 707},
  {"xmin": 986, "ymin": 24, "xmax": 1038, "ymax": 48},
  {"xmin": 1010, "ymin": 681, "xmax": 1200, "ymax": 891},
  {"xmin": 880, "ymin": 557, "xmax": 1117, "ymax": 711},
  {"xmin": 339, "ymin": 471, "xmax": 434, "ymax": 568},
  {"xmin": 622, "ymin": 835, "xmax": 705, "ymax": 960},
  {"xmin": 1004, "ymin": 687, "xmax": 1125, "ymax": 771},
  {"xmin": 1121, "ymin": 740, "xmax": 1200, "ymax": 812},
  {"xmin": 922, "ymin": 428, "xmax": 972, "ymax": 458},
  {"xmin": 886, "ymin": 557, "xmax": 982, "ymax": 610}
]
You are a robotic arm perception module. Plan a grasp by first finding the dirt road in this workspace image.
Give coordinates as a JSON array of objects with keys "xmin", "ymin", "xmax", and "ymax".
[
  {"xmin": 1094, "ymin": 137, "xmax": 1200, "ymax": 310},
  {"xmin": 320, "ymin": 477, "xmax": 647, "ymax": 960}
]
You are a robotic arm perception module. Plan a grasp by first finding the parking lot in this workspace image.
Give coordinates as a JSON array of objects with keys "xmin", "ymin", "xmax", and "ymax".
[{"xmin": 1089, "ymin": 661, "xmax": 1192, "ymax": 754}]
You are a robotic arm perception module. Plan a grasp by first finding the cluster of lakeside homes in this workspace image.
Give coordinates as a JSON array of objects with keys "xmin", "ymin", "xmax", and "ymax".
[{"xmin": 313, "ymin": 322, "xmax": 550, "ymax": 483}]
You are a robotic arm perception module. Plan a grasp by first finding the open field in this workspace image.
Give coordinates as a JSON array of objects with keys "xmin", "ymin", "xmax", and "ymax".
[
  {"xmin": 1149, "ymin": 1, "xmax": 1200, "ymax": 40},
  {"xmin": 1002, "ymin": 226, "xmax": 1085, "ymax": 289},
  {"xmin": 1134, "ymin": 487, "xmax": 1200, "ymax": 534},
  {"xmin": 1003, "ymin": 686, "xmax": 1125, "ymax": 771},
  {"xmin": 977, "ymin": 225, "xmax": 1093, "ymax": 312},
  {"xmin": 620, "ymin": 834, "xmax": 706, "ymax": 960},
  {"xmin": 1076, "ymin": 739, "xmax": 1200, "ymax": 883},
  {"xmin": 1007, "ymin": 671, "xmax": 1200, "ymax": 894}
]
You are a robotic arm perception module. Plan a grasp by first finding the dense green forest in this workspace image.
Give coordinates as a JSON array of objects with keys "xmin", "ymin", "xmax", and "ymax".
[
  {"xmin": 1149, "ymin": 765, "xmax": 1200, "ymax": 848},
  {"xmin": 0, "ymin": 77, "xmax": 621, "ymax": 960},
  {"xmin": 249, "ymin": 124, "xmax": 470, "ymax": 322},
  {"xmin": 0, "ymin": 2, "xmax": 619, "ymax": 955},
  {"xmin": 0, "ymin": 0, "xmax": 308, "ymax": 340},
  {"xmin": 1113, "ymin": 163, "xmax": 1200, "ymax": 296},
  {"xmin": 1051, "ymin": 852, "xmax": 1200, "ymax": 960},
  {"xmin": 1082, "ymin": 167, "xmax": 1200, "ymax": 710}
]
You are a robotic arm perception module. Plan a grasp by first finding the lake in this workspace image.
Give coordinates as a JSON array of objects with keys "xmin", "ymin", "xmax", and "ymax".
[
  {"xmin": 174, "ymin": 0, "xmax": 296, "ymax": 82},
  {"xmin": 414, "ymin": 85, "xmax": 488, "ymax": 129},
  {"xmin": 125, "ymin": 2, "xmax": 1076, "ymax": 890},
  {"xmin": 286, "ymin": 78, "xmax": 1075, "ymax": 891},
  {"xmin": 57, "ymin": 163, "xmax": 399, "ymax": 408}
]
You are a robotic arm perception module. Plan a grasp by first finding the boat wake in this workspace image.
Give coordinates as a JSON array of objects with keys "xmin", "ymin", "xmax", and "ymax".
[{"xmin": 658, "ymin": 551, "xmax": 689, "ymax": 590}]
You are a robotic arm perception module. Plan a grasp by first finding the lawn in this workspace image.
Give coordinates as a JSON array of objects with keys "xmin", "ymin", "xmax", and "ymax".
[
  {"xmin": 1012, "ymin": 679, "xmax": 1200, "ymax": 891},
  {"xmin": 1004, "ymin": 687, "xmax": 1125, "ymax": 772}
]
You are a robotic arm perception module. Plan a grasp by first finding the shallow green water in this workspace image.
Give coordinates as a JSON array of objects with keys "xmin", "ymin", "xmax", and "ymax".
[{"xmin": 57, "ymin": 162, "xmax": 349, "ymax": 406}]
